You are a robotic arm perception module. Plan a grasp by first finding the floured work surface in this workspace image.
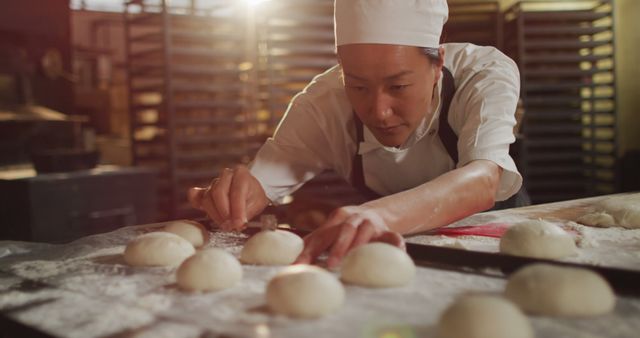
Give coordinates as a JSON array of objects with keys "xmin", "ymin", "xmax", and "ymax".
[
  {"xmin": 408, "ymin": 193, "xmax": 640, "ymax": 271},
  {"xmin": 0, "ymin": 222, "xmax": 639, "ymax": 338}
]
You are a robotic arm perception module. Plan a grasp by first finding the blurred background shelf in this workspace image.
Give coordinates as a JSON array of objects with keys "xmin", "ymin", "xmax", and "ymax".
[
  {"xmin": 125, "ymin": 0, "xmax": 261, "ymax": 219},
  {"xmin": 504, "ymin": 0, "xmax": 616, "ymax": 204}
]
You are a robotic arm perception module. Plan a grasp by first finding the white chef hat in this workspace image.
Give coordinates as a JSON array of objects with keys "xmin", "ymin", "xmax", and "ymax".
[{"xmin": 334, "ymin": 0, "xmax": 449, "ymax": 48}]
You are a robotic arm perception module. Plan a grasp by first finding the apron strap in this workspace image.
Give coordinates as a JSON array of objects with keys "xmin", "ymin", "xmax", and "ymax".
[
  {"xmin": 351, "ymin": 67, "xmax": 458, "ymax": 200},
  {"xmin": 438, "ymin": 67, "xmax": 458, "ymax": 165},
  {"xmin": 352, "ymin": 116, "xmax": 382, "ymax": 200}
]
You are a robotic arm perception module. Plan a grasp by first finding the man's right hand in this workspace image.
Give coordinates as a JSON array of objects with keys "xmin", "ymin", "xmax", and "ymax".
[{"xmin": 187, "ymin": 165, "xmax": 270, "ymax": 231}]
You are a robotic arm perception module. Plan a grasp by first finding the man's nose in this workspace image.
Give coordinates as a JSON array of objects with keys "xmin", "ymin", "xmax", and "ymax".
[{"xmin": 371, "ymin": 91, "xmax": 393, "ymax": 121}]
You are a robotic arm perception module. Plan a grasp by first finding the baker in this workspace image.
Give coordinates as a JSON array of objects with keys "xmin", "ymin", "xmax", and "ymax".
[{"xmin": 188, "ymin": 0, "xmax": 526, "ymax": 268}]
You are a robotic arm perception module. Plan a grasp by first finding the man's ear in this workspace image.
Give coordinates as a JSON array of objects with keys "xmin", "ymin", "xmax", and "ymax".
[
  {"xmin": 438, "ymin": 46, "xmax": 445, "ymax": 67},
  {"xmin": 433, "ymin": 46, "xmax": 446, "ymax": 83}
]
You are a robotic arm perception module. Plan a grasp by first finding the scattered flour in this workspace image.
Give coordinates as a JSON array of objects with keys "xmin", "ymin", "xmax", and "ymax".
[
  {"xmin": 409, "ymin": 215, "xmax": 640, "ymax": 270},
  {"xmin": 0, "ymin": 222, "xmax": 639, "ymax": 337}
]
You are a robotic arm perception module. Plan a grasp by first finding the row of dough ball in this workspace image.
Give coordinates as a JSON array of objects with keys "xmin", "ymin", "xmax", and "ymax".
[
  {"xmin": 244, "ymin": 229, "xmax": 416, "ymax": 289},
  {"xmin": 439, "ymin": 219, "xmax": 615, "ymax": 337},
  {"xmin": 438, "ymin": 263, "xmax": 616, "ymax": 338},
  {"xmin": 122, "ymin": 222, "xmax": 304, "ymax": 267},
  {"xmin": 121, "ymin": 224, "xmax": 305, "ymax": 292},
  {"xmin": 268, "ymin": 242, "xmax": 417, "ymax": 318},
  {"xmin": 123, "ymin": 220, "xmax": 209, "ymax": 267},
  {"xmin": 497, "ymin": 220, "xmax": 617, "ymax": 312},
  {"xmin": 123, "ymin": 223, "xmax": 417, "ymax": 318}
]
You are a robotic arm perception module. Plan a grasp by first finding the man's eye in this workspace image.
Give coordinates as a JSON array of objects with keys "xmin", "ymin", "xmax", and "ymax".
[
  {"xmin": 390, "ymin": 84, "xmax": 409, "ymax": 91},
  {"xmin": 349, "ymin": 85, "xmax": 367, "ymax": 92}
]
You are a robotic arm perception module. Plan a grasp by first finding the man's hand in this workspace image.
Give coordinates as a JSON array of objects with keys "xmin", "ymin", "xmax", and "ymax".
[
  {"xmin": 294, "ymin": 205, "xmax": 405, "ymax": 269},
  {"xmin": 187, "ymin": 165, "xmax": 270, "ymax": 231}
]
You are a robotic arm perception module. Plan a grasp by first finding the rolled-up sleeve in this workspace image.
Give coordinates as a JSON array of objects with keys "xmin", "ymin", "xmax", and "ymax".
[
  {"xmin": 454, "ymin": 56, "xmax": 523, "ymax": 201},
  {"xmin": 249, "ymin": 95, "xmax": 335, "ymax": 204}
]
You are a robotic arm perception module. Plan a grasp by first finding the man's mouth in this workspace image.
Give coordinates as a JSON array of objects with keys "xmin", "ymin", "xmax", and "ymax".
[{"xmin": 376, "ymin": 125, "xmax": 401, "ymax": 133}]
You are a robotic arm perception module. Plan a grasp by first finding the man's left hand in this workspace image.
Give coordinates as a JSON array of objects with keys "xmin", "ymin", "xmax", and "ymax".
[{"xmin": 294, "ymin": 205, "xmax": 405, "ymax": 269}]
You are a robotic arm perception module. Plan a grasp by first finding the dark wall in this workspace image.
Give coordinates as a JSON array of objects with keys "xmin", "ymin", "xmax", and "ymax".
[{"xmin": 0, "ymin": 0, "xmax": 73, "ymax": 114}]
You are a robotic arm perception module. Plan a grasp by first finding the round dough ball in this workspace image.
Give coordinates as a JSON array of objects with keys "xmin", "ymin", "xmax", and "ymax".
[
  {"xmin": 124, "ymin": 232, "xmax": 195, "ymax": 267},
  {"xmin": 176, "ymin": 248, "xmax": 242, "ymax": 292},
  {"xmin": 505, "ymin": 263, "xmax": 616, "ymax": 317},
  {"xmin": 240, "ymin": 230, "xmax": 303, "ymax": 265},
  {"xmin": 581, "ymin": 195, "xmax": 640, "ymax": 229},
  {"xmin": 163, "ymin": 220, "xmax": 209, "ymax": 247},
  {"xmin": 266, "ymin": 265, "xmax": 344, "ymax": 318},
  {"xmin": 438, "ymin": 294, "xmax": 534, "ymax": 338},
  {"xmin": 499, "ymin": 220, "xmax": 577, "ymax": 259},
  {"xmin": 340, "ymin": 242, "xmax": 415, "ymax": 288}
]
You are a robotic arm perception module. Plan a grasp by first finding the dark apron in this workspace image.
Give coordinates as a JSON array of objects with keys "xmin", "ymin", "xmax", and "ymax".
[{"xmin": 350, "ymin": 67, "xmax": 529, "ymax": 210}]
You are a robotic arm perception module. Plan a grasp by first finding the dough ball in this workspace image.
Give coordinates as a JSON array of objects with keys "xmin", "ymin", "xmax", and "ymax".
[
  {"xmin": 340, "ymin": 242, "xmax": 415, "ymax": 288},
  {"xmin": 576, "ymin": 211, "xmax": 616, "ymax": 228},
  {"xmin": 505, "ymin": 263, "xmax": 616, "ymax": 317},
  {"xmin": 499, "ymin": 220, "xmax": 577, "ymax": 259},
  {"xmin": 124, "ymin": 232, "xmax": 195, "ymax": 267},
  {"xmin": 176, "ymin": 248, "xmax": 242, "ymax": 292},
  {"xmin": 438, "ymin": 294, "xmax": 534, "ymax": 338},
  {"xmin": 240, "ymin": 230, "xmax": 303, "ymax": 265},
  {"xmin": 163, "ymin": 220, "xmax": 209, "ymax": 247},
  {"xmin": 266, "ymin": 265, "xmax": 344, "ymax": 318},
  {"xmin": 579, "ymin": 194, "xmax": 640, "ymax": 228}
]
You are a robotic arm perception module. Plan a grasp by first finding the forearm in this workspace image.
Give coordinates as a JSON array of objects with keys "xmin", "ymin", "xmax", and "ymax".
[{"xmin": 366, "ymin": 160, "xmax": 502, "ymax": 234}]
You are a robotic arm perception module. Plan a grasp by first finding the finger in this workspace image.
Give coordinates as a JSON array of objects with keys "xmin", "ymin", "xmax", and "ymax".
[
  {"xmin": 294, "ymin": 233, "xmax": 322, "ymax": 265},
  {"xmin": 229, "ymin": 165, "xmax": 250, "ymax": 230},
  {"xmin": 187, "ymin": 187, "xmax": 205, "ymax": 210},
  {"xmin": 327, "ymin": 222, "xmax": 359, "ymax": 269},
  {"xmin": 190, "ymin": 185, "xmax": 225, "ymax": 226},
  {"xmin": 294, "ymin": 235, "xmax": 315, "ymax": 265},
  {"xmin": 211, "ymin": 168, "xmax": 234, "ymax": 222},
  {"xmin": 321, "ymin": 207, "xmax": 351, "ymax": 229},
  {"xmin": 201, "ymin": 187, "xmax": 225, "ymax": 227},
  {"xmin": 293, "ymin": 225, "xmax": 321, "ymax": 264},
  {"xmin": 293, "ymin": 251, "xmax": 312, "ymax": 265},
  {"xmin": 347, "ymin": 221, "xmax": 376, "ymax": 251},
  {"xmin": 294, "ymin": 226, "xmax": 341, "ymax": 265},
  {"xmin": 200, "ymin": 178, "xmax": 229, "ymax": 230},
  {"xmin": 245, "ymin": 197, "xmax": 267, "ymax": 224},
  {"xmin": 374, "ymin": 231, "xmax": 406, "ymax": 250}
]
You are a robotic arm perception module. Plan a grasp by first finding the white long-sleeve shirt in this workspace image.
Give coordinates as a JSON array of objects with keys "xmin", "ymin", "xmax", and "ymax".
[{"xmin": 250, "ymin": 43, "xmax": 523, "ymax": 204}]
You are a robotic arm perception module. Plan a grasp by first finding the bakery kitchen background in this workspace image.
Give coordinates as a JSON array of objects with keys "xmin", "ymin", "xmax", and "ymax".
[{"xmin": 0, "ymin": 1, "xmax": 639, "ymax": 338}]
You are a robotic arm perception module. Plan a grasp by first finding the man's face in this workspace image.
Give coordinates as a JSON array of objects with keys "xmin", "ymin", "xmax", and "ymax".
[{"xmin": 338, "ymin": 44, "xmax": 442, "ymax": 147}]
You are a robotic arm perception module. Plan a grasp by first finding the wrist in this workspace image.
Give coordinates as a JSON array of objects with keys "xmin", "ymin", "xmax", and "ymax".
[{"xmin": 361, "ymin": 200, "xmax": 394, "ymax": 232}]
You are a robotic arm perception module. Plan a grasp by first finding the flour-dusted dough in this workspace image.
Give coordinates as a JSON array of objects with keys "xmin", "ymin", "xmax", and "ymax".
[
  {"xmin": 176, "ymin": 248, "xmax": 242, "ymax": 292},
  {"xmin": 124, "ymin": 232, "xmax": 195, "ymax": 267},
  {"xmin": 505, "ymin": 263, "xmax": 616, "ymax": 317},
  {"xmin": 577, "ymin": 193, "xmax": 640, "ymax": 228},
  {"xmin": 240, "ymin": 230, "xmax": 303, "ymax": 265},
  {"xmin": 340, "ymin": 242, "xmax": 415, "ymax": 287},
  {"xmin": 499, "ymin": 220, "xmax": 577, "ymax": 259},
  {"xmin": 266, "ymin": 265, "xmax": 344, "ymax": 318},
  {"xmin": 437, "ymin": 294, "xmax": 534, "ymax": 338},
  {"xmin": 576, "ymin": 211, "xmax": 616, "ymax": 228},
  {"xmin": 163, "ymin": 220, "xmax": 209, "ymax": 247}
]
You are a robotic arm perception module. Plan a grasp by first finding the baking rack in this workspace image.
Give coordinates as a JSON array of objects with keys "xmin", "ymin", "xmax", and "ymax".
[
  {"xmin": 443, "ymin": 1, "xmax": 503, "ymax": 49},
  {"xmin": 124, "ymin": 0, "xmax": 264, "ymax": 219},
  {"xmin": 504, "ymin": 0, "xmax": 617, "ymax": 203},
  {"xmin": 254, "ymin": 0, "xmax": 364, "ymax": 208}
]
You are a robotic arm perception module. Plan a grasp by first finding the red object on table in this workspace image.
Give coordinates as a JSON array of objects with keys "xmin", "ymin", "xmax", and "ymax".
[{"xmin": 429, "ymin": 223, "xmax": 510, "ymax": 238}]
